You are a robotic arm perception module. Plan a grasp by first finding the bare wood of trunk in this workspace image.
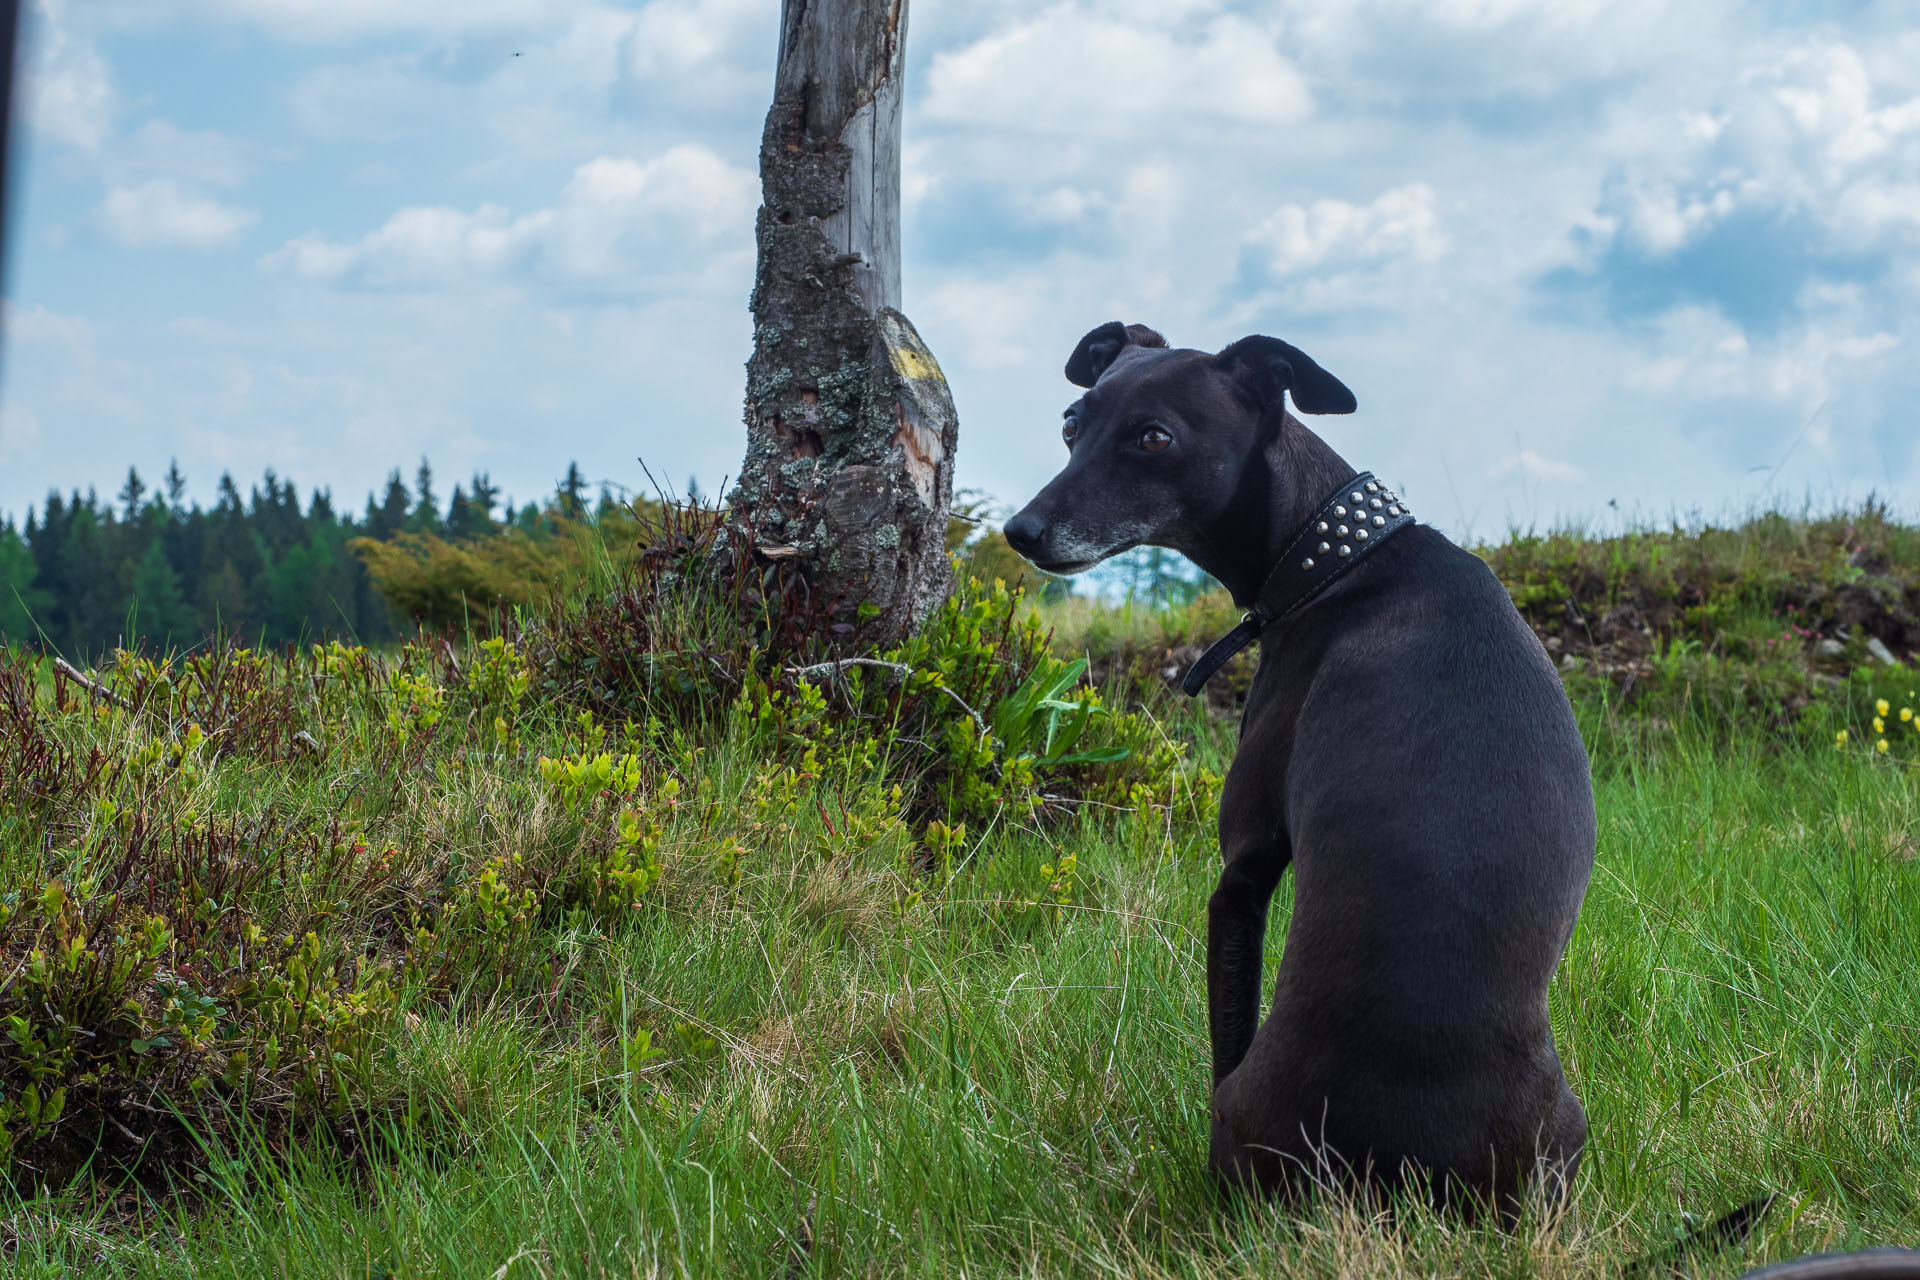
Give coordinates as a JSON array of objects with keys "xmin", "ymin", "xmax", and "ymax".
[{"xmin": 732, "ymin": 0, "xmax": 958, "ymax": 644}]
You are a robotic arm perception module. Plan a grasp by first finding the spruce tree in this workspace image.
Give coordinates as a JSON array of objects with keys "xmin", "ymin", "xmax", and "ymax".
[
  {"xmin": 559, "ymin": 463, "xmax": 587, "ymax": 519},
  {"xmin": 118, "ymin": 468, "xmax": 147, "ymax": 523},
  {"xmin": 128, "ymin": 539, "xmax": 193, "ymax": 648},
  {"xmin": 0, "ymin": 520, "xmax": 52, "ymax": 643},
  {"xmin": 446, "ymin": 483, "xmax": 473, "ymax": 540},
  {"xmin": 468, "ymin": 472, "xmax": 500, "ymax": 533},
  {"xmin": 412, "ymin": 459, "xmax": 440, "ymax": 533},
  {"xmin": 369, "ymin": 470, "xmax": 411, "ymax": 540}
]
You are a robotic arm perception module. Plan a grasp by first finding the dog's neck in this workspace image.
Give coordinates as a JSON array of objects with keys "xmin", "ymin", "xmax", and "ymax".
[{"xmin": 1186, "ymin": 414, "xmax": 1356, "ymax": 608}]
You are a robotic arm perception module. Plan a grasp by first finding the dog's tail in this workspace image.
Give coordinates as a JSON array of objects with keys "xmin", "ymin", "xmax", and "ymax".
[{"xmin": 1624, "ymin": 1194, "xmax": 1778, "ymax": 1278}]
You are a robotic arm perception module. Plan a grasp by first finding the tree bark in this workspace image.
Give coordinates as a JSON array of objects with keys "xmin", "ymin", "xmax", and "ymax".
[{"xmin": 732, "ymin": 0, "xmax": 958, "ymax": 643}]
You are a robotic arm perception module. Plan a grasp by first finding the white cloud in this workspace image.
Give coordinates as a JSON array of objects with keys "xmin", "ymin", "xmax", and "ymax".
[
  {"xmin": 5, "ymin": 302, "xmax": 95, "ymax": 347},
  {"xmin": 1623, "ymin": 307, "xmax": 1753, "ymax": 397},
  {"xmin": 116, "ymin": 120, "xmax": 258, "ymax": 188},
  {"xmin": 626, "ymin": 0, "xmax": 765, "ymax": 84},
  {"xmin": 925, "ymin": 8, "xmax": 1310, "ymax": 135},
  {"xmin": 1581, "ymin": 40, "xmax": 1920, "ymax": 263},
  {"xmin": 26, "ymin": 0, "xmax": 115, "ymax": 149},
  {"xmin": 264, "ymin": 145, "xmax": 756, "ymax": 290},
  {"xmin": 1766, "ymin": 328, "xmax": 1899, "ymax": 406},
  {"xmin": 924, "ymin": 275, "xmax": 1046, "ymax": 371},
  {"xmin": 1030, "ymin": 186, "xmax": 1099, "ymax": 225},
  {"xmin": 1615, "ymin": 182, "xmax": 1741, "ymax": 255},
  {"xmin": 102, "ymin": 0, "xmax": 575, "ymax": 39},
  {"xmin": 1246, "ymin": 183, "xmax": 1448, "ymax": 276},
  {"xmin": 1620, "ymin": 303, "xmax": 1900, "ymax": 413},
  {"xmin": 1491, "ymin": 449, "xmax": 1582, "ymax": 484},
  {"xmin": 1284, "ymin": 0, "xmax": 1725, "ymax": 107},
  {"xmin": 287, "ymin": 56, "xmax": 459, "ymax": 143},
  {"xmin": 0, "ymin": 405, "xmax": 47, "ymax": 467},
  {"xmin": 902, "ymin": 141, "xmax": 941, "ymax": 213},
  {"xmin": 96, "ymin": 182, "xmax": 259, "ymax": 248}
]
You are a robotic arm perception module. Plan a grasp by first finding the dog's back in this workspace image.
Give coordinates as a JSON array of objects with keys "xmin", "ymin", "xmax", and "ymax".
[{"xmin": 1210, "ymin": 525, "xmax": 1596, "ymax": 1209}]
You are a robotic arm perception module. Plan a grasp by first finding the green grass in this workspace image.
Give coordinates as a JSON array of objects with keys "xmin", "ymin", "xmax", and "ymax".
[{"xmin": 4, "ymin": 518, "xmax": 1920, "ymax": 1278}]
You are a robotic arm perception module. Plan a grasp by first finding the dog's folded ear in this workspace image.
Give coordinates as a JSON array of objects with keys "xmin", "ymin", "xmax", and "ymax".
[
  {"xmin": 1215, "ymin": 335, "xmax": 1357, "ymax": 416},
  {"xmin": 1064, "ymin": 321, "xmax": 1169, "ymax": 388}
]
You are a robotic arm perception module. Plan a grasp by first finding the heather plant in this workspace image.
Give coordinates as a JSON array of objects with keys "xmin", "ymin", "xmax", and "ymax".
[
  {"xmin": 528, "ymin": 495, "xmax": 1218, "ymax": 830},
  {"xmin": 0, "ymin": 531, "xmax": 1215, "ymax": 1190}
]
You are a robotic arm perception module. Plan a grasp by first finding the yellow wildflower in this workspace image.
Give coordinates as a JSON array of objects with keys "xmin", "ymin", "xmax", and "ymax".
[
  {"xmin": 1903, "ymin": 707, "xmax": 1914, "ymax": 722},
  {"xmin": 1876, "ymin": 738, "xmax": 1890, "ymax": 754},
  {"xmin": 1835, "ymin": 729, "xmax": 1849, "ymax": 747},
  {"xmin": 1873, "ymin": 717, "xmax": 1885, "ymax": 734},
  {"xmin": 1876, "ymin": 698, "xmax": 1890, "ymax": 717}
]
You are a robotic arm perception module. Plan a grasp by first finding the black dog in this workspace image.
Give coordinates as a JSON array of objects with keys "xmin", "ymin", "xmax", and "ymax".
[{"xmin": 1004, "ymin": 322, "xmax": 1595, "ymax": 1213}]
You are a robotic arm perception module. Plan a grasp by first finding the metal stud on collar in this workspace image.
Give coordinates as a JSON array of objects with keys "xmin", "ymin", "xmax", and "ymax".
[{"xmin": 1181, "ymin": 471, "xmax": 1414, "ymax": 697}]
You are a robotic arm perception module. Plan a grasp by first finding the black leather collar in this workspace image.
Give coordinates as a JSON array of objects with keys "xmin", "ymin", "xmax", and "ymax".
[{"xmin": 1182, "ymin": 472, "xmax": 1413, "ymax": 696}]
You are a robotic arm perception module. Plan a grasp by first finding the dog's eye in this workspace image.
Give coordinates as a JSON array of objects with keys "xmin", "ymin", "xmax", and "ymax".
[
  {"xmin": 1062, "ymin": 418, "xmax": 1078, "ymax": 446},
  {"xmin": 1139, "ymin": 425, "xmax": 1173, "ymax": 453}
]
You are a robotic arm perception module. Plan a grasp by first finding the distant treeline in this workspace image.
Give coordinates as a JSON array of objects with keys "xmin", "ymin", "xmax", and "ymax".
[{"xmin": 0, "ymin": 459, "xmax": 627, "ymax": 657}]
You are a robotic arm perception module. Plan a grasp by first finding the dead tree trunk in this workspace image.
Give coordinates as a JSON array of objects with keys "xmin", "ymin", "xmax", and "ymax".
[{"xmin": 732, "ymin": 0, "xmax": 958, "ymax": 644}]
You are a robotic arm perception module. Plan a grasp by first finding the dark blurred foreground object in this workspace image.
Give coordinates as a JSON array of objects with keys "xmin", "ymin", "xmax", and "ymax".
[
  {"xmin": 1632, "ymin": 1197, "xmax": 1920, "ymax": 1278},
  {"xmin": 1737, "ymin": 1252, "xmax": 1920, "ymax": 1280},
  {"xmin": 731, "ymin": 0, "xmax": 960, "ymax": 648},
  {"xmin": 2, "ymin": 0, "xmax": 19, "ymax": 355}
]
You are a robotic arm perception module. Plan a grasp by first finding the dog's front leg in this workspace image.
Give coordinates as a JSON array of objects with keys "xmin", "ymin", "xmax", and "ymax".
[{"xmin": 1207, "ymin": 847, "xmax": 1288, "ymax": 1085}]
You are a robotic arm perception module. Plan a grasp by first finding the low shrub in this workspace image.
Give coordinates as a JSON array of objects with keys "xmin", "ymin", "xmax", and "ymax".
[
  {"xmin": 0, "ymin": 504, "xmax": 1219, "ymax": 1190},
  {"xmin": 526, "ymin": 500, "xmax": 1218, "ymax": 829},
  {"xmin": 351, "ymin": 506, "xmax": 657, "ymax": 637}
]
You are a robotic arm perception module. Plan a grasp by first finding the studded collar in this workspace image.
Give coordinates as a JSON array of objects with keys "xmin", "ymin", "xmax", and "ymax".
[{"xmin": 1181, "ymin": 472, "xmax": 1414, "ymax": 696}]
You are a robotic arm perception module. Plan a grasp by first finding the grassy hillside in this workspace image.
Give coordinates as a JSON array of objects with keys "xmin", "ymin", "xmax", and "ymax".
[{"xmin": 2, "ymin": 507, "xmax": 1917, "ymax": 1278}]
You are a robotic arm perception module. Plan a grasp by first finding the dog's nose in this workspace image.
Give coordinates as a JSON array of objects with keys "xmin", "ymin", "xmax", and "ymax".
[{"xmin": 1003, "ymin": 510, "xmax": 1046, "ymax": 556}]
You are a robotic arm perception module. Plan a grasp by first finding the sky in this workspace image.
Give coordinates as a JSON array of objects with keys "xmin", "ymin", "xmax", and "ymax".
[{"xmin": 4, "ymin": 0, "xmax": 1919, "ymax": 541}]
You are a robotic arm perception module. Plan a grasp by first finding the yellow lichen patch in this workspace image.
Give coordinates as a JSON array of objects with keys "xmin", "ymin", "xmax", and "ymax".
[{"xmin": 888, "ymin": 342, "xmax": 945, "ymax": 385}]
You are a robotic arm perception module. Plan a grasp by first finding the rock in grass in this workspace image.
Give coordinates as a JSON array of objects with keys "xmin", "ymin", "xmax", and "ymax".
[
  {"xmin": 1813, "ymin": 638, "xmax": 1847, "ymax": 660},
  {"xmin": 1865, "ymin": 636, "xmax": 1898, "ymax": 666}
]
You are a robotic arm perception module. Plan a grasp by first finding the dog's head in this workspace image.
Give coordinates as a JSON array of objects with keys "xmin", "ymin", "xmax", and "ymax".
[{"xmin": 1002, "ymin": 322, "xmax": 1355, "ymax": 574}]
